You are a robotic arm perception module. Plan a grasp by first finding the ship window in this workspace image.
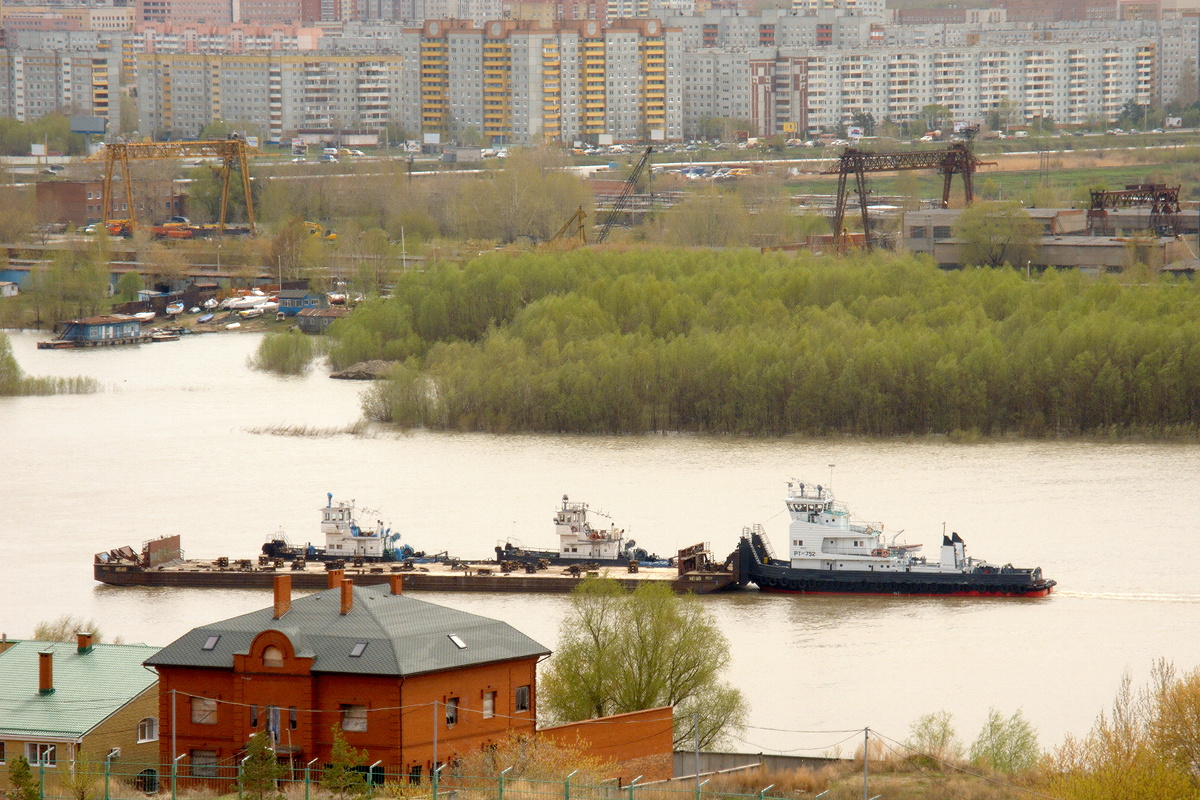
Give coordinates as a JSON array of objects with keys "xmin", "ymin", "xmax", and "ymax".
[
  {"xmin": 201, "ymin": 635, "xmax": 220, "ymax": 650},
  {"xmin": 350, "ymin": 642, "xmax": 368, "ymax": 657},
  {"xmin": 448, "ymin": 634, "xmax": 467, "ymax": 649}
]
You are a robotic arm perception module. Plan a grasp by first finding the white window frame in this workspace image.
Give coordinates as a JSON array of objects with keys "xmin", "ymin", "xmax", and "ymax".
[
  {"xmin": 137, "ymin": 717, "xmax": 159, "ymax": 743},
  {"xmin": 445, "ymin": 697, "xmax": 459, "ymax": 727},
  {"xmin": 483, "ymin": 691, "xmax": 496, "ymax": 719},
  {"xmin": 26, "ymin": 743, "xmax": 56, "ymax": 767}
]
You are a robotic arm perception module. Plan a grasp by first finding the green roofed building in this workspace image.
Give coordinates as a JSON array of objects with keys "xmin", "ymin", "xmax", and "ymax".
[{"xmin": 0, "ymin": 635, "xmax": 160, "ymax": 792}]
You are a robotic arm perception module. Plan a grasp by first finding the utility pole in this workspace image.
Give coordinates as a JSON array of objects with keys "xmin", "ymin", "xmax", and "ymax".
[
  {"xmin": 862, "ymin": 728, "xmax": 869, "ymax": 800},
  {"xmin": 694, "ymin": 712, "xmax": 700, "ymax": 789}
]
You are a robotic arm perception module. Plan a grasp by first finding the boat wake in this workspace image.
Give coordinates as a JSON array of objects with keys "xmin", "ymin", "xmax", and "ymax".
[{"xmin": 1055, "ymin": 590, "xmax": 1200, "ymax": 603}]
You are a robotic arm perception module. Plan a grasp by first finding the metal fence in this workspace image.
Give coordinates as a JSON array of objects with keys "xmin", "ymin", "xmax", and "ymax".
[{"xmin": 24, "ymin": 761, "xmax": 793, "ymax": 800}]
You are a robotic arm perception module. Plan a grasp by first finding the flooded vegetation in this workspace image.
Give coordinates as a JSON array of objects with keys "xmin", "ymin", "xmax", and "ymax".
[
  {"xmin": 335, "ymin": 249, "xmax": 1200, "ymax": 437},
  {"xmin": 0, "ymin": 332, "xmax": 98, "ymax": 395}
]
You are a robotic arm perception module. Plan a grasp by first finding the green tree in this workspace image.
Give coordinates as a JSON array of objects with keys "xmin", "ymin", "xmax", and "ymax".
[
  {"xmin": 952, "ymin": 201, "xmax": 1041, "ymax": 267},
  {"xmin": 8, "ymin": 755, "xmax": 40, "ymax": 800},
  {"xmin": 237, "ymin": 732, "xmax": 284, "ymax": 800},
  {"xmin": 969, "ymin": 708, "xmax": 1040, "ymax": 774},
  {"xmin": 850, "ymin": 111, "xmax": 876, "ymax": 136},
  {"xmin": 540, "ymin": 578, "xmax": 748, "ymax": 749},
  {"xmin": 249, "ymin": 330, "xmax": 317, "ymax": 375},
  {"xmin": 906, "ymin": 710, "xmax": 964, "ymax": 766},
  {"xmin": 321, "ymin": 727, "xmax": 367, "ymax": 800},
  {"xmin": 114, "ymin": 271, "xmax": 144, "ymax": 303},
  {"xmin": 919, "ymin": 104, "xmax": 954, "ymax": 133}
]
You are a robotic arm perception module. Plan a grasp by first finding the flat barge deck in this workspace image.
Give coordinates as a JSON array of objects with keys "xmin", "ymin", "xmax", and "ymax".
[{"xmin": 94, "ymin": 537, "xmax": 738, "ymax": 595}]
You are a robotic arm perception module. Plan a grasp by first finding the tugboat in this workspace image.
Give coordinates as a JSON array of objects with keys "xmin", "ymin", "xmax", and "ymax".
[
  {"xmin": 736, "ymin": 480, "xmax": 1055, "ymax": 597},
  {"xmin": 262, "ymin": 493, "xmax": 429, "ymax": 563},
  {"xmin": 495, "ymin": 495, "xmax": 661, "ymax": 566}
]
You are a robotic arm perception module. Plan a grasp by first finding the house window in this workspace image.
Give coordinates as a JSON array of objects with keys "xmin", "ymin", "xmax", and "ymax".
[
  {"xmin": 515, "ymin": 685, "xmax": 530, "ymax": 712},
  {"xmin": 26, "ymin": 744, "xmax": 56, "ymax": 767},
  {"xmin": 191, "ymin": 696, "xmax": 217, "ymax": 724},
  {"xmin": 408, "ymin": 765, "xmax": 422, "ymax": 785},
  {"xmin": 263, "ymin": 645, "xmax": 283, "ymax": 667},
  {"xmin": 445, "ymin": 697, "xmax": 459, "ymax": 726},
  {"xmin": 251, "ymin": 705, "xmax": 259, "ymax": 727},
  {"xmin": 341, "ymin": 704, "xmax": 368, "ymax": 732},
  {"xmin": 909, "ymin": 225, "xmax": 927, "ymax": 238},
  {"xmin": 190, "ymin": 750, "xmax": 218, "ymax": 778},
  {"xmin": 933, "ymin": 225, "xmax": 953, "ymax": 238},
  {"xmin": 349, "ymin": 642, "xmax": 367, "ymax": 658},
  {"xmin": 290, "ymin": 707, "xmax": 298, "ymax": 730},
  {"xmin": 201, "ymin": 635, "xmax": 220, "ymax": 651},
  {"xmin": 138, "ymin": 717, "xmax": 159, "ymax": 742},
  {"xmin": 0, "ymin": 742, "xmax": 5, "ymax": 764},
  {"xmin": 483, "ymin": 691, "xmax": 496, "ymax": 719}
]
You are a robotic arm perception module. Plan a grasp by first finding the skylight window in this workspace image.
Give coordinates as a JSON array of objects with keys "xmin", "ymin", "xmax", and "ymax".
[
  {"xmin": 350, "ymin": 642, "xmax": 368, "ymax": 658},
  {"xmin": 201, "ymin": 635, "xmax": 220, "ymax": 651},
  {"xmin": 448, "ymin": 634, "xmax": 466, "ymax": 650}
]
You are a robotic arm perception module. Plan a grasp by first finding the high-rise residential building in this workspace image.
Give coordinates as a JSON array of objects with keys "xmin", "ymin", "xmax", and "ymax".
[
  {"xmin": 0, "ymin": 47, "xmax": 122, "ymax": 126},
  {"xmin": 415, "ymin": 17, "xmax": 679, "ymax": 143},
  {"xmin": 136, "ymin": 51, "xmax": 406, "ymax": 139},
  {"xmin": 136, "ymin": 0, "xmax": 233, "ymax": 25}
]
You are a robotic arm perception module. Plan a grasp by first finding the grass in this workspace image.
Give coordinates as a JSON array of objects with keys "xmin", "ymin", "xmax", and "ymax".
[{"xmin": 244, "ymin": 421, "xmax": 372, "ymax": 437}]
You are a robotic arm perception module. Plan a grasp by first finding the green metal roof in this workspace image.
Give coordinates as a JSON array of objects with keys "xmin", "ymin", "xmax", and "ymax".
[
  {"xmin": 0, "ymin": 641, "xmax": 160, "ymax": 739},
  {"xmin": 146, "ymin": 583, "xmax": 550, "ymax": 677}
]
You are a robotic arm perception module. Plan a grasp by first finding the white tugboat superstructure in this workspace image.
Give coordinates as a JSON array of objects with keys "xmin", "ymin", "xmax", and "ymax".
[
  {"xmin": 737, "ymin": 479, "xmax": 1055, "ymax": 596},
  {"xmin": 495, "ymin": 495, "xmax": 656, "ymax": 565}
]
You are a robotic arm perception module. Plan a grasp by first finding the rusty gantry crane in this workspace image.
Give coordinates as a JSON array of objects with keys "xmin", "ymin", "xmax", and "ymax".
[
  {"xmin": 89, "ymin": 137, "xmax": 263, "ymax": 236},
  {"xmin": 823, "ymin": 139, "xmax": 988, "ymax": 249},
  {"xmin": 1087, "ymin": 184, "xmax": 1181, "ymax": 237}
]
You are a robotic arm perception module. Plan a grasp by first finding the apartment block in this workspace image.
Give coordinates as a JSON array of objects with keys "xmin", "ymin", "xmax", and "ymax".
[
  {"xmin": 415, "ymin": 17, "xmax": 679, "ymax": 143},
  {"xmin": 0, "ymin": 47, "xmax": 121, "ymax": 125},
  {"xmin": 136, "ymin": 51, "xmax": 406, "ymax": 140}
]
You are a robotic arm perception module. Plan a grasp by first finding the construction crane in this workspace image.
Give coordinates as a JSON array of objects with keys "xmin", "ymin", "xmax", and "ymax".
[
  {"xmin": 88, "ymin": 137, "xmax": 263, "ymax": 236},
  {"xmin": 596, "ymin": 146, "xmax": 653, "ymax": 244},
  {"xmin": 549, "ymin": 205, "xmax": 588, "ymax": 247},
  {"xmin": 823, "ymin": 136, "xmax": 990, "ymax": 250},
  {"xmin": 1088, "ymin": 184, "xmax": 1181, "ymax": 236}
]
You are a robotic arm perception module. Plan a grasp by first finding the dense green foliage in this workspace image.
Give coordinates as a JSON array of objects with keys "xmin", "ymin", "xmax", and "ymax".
[
  {"xmin": 8, "ymin": 756, "xmax": 40, "ymax": 800},
  {"xmin": 1047, "ymin": 662, "xmax": 1200, "ymax": 800},
  {"xmin": 0, "ymin": 113, "xmax": 86, "ymax": 157},
  {"xmin": 340, "ymin": 249, "xmax": 1200, "ymax": 436},
  {"xmin": 237, "ymin": 732, "xmax": 285, "ymax": 800},
  {"xmin": 249, "ymin": 330, "xmax": 318, "ymax": 375},
  {"xmin": 540, "ymin": 578, "xmax": 747, "ymax": 749},
  {"xmin": 0, "ymin": 333, "xmax": 99, "ymax": 396},
  {"xmin": 320, "ymin": 727, "xmax": 368, "ymax": 800},
  {"xmin": 968, "ymin": 708, "xmax": 1040, "ymax": 774}
]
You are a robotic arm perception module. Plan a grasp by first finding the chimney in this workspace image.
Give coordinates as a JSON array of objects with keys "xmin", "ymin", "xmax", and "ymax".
[
  {"xmin": 340, "ymin": 578, "xmax": 354, "ymax": 615},
  {"xmin": 76, "ymin": 632, "xmax": 94, "ymax": 654},
  {"xmin": 273, "ymin": 574, "xmax": 292, "ymax": 619},
  {"xmin": 38, "ymin": 651, "xmax": 54, "ymax": 695},
  {"xmin": 390, "ymin": 574, "xmax": 404, "ymax": 595},
  {"xmin": 327, "ymin": 568, "xmax": 345, "ymax": 589}
]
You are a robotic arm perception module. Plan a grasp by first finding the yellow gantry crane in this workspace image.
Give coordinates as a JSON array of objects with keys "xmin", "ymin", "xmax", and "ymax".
[{"xmin": 87, "ymin": 137, "xmax": 263, "ymax": 236}]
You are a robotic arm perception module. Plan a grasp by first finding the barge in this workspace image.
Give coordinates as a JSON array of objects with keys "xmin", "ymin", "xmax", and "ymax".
[
  {"xmin": 735, "ymin": 480, "xmax": 1056, "ymax": 597},
  {"xmin": 93, "ymin": 535, "xmax": 737, "ymax": 594}
]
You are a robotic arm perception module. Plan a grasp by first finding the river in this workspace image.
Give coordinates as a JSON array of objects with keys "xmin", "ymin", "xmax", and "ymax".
[{"xmin": 3, "ymin": 328, "xmax": 1199, "ymax": 757}]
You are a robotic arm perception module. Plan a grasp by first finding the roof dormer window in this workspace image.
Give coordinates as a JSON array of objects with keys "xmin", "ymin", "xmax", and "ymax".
[
  {"xmin": 448, "ymin": 634, "xmax": 466, "ymax": 649},
  {"xmin": 350, "ymin": 642, "xmax": 368, "ymax": 657},
  {"xmin": 201, "ymin": 635, "xmax": 220, "ymax": 651}
]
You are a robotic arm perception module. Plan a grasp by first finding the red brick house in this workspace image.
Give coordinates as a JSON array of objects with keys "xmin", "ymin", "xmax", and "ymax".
[{"xmin": 145, "ymin": 574, "xmax": 549, "ymax": 780}]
